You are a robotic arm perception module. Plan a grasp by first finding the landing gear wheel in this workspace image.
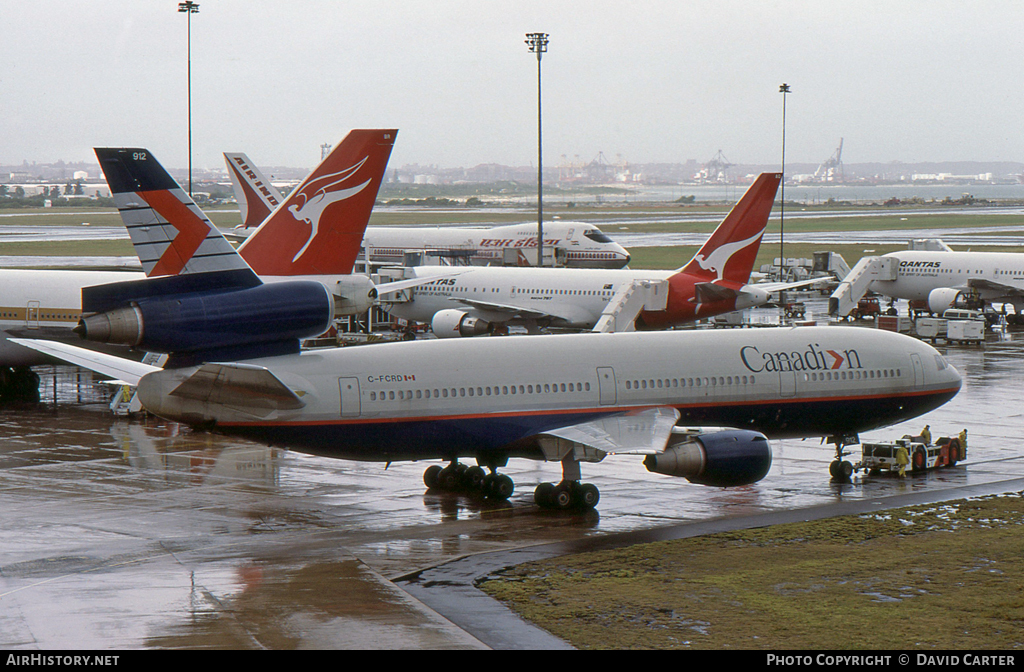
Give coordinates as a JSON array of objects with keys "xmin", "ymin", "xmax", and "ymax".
[
  {"xmin": 577, "ymin": 483, "xmax": 600, "ymax": 509},
  {"xmin": 423, "ymin": 465, "xmax": 442, "ymax": 489},
  {"xmin": 535, "ymin": 481, "xmax": 600, "ymax": 510},
  {"xmin": 486, "ymin": 474, "xmax": 514, "ymax": 500},
  {"xmin": 464, "ymin": 465, "xmax": 487, "ymax": 491}
]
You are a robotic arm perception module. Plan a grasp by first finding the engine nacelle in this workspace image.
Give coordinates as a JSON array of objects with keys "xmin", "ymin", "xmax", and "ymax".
[
  {"xmin": 332, "ymin": 275, "xmax": 377, "ymax": 316},
  {"xmin": 76, "ymin": 280, "xmax": 334, "ymax": 355},
  {"xmin": 643, "ymin": 429, "xmax": 772, "ymax": 486},
  {"xmin": 431, "ymin": 309, "xmax": 494, "ymax": 338},
  {"xmin": 927, "ymin": 287, "xmax": 965, "ymax": 315}
]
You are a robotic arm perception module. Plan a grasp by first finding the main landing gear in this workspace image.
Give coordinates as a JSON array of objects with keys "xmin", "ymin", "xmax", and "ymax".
[
  {"xmin": 534, "ymin": 454, "xmax": 600, "ymax": 511},
  {"xmin": 423, "ymin": 461, "xmax": 515, "ymax": 500},
  {"xmin": 422, "ymin": 455, "xmax": 602, "ymax": 511},
  {"xmin": 827, "ymin": 434, "xmax": 859, "ymax": 483}
]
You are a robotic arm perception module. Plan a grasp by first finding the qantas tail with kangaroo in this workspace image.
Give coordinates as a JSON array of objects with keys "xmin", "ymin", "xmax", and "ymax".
[
  {"xmin": 237, "ymin": 129, "xmax": 396, "ymax": 276},
  {"xmin": 637, "ymin": 172, "xmax": 783, "ymax": 329}
]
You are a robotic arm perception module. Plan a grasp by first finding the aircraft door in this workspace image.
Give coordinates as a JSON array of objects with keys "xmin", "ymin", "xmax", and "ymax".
[
  {"xmin": 26, "ymin": 301, "xmax": 40, "ymax": 329},
  {"xmin": 339, "ymin": 377, "xmax": 361, "ymax": 417},
  {"xmin": 779, "ymin": 370, "xmax": 796, "ymax": 398},
  {"xmin": 597, "ymin": 367, "xmax": 616, "ymax": 405},
  {"xmin": 910, "ymin": 353, "xmax": 924, "ymax": 387}
]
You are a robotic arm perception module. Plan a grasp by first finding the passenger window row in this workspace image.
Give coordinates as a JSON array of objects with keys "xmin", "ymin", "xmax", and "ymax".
[
  {"xmin": 369, "ymin": 381, "xmax": 593, "ymax": 402},
  {"xmin": 625, "ymin": 375, "xmax": 756, "ymax": 390},
  {"xmin": 804, "ymin": 368, "xmax": 900, "ymax": 382}
]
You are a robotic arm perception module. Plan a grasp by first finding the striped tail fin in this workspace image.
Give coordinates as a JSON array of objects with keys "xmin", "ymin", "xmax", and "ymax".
[{"xmin": 95, "ymin": 147, "xmax": 258, "ymax": 282}]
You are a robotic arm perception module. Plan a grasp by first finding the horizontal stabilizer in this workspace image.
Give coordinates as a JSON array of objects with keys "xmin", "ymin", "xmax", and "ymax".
[
  {"xmin": 170, "ymin": 362, "xmax": 305, "ymax": 413},
  {"xmin": 694, "ymin": 282, "xmax": 741, "ymax": 304},
  {"xmin": 9, "ymin": 339, "xmax": 160, "ymax": 386}
]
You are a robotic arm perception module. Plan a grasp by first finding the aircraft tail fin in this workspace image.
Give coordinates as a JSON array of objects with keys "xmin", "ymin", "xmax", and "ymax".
[
  {"xmin": 95, "ymin": 147, "xmax": 258, "ymax": 282},
  {"xmin": 238, "ymin": 129, "xmax": 397, "ymax": 276},
  {"xmin": 224, "ymin": 152, "xmax": 284, "ymax": 229},
  {"xmin": 678, "ymin": 172, "xmax": 781, "ymax": 285}
]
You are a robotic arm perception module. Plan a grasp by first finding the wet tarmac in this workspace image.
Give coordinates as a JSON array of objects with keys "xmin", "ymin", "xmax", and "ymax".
[{"xmin": 2, "ymin": 326, "xmax": 1024, "ymax": 649}]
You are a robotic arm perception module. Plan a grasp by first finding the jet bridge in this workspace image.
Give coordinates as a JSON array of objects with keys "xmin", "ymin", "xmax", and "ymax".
[
  {"xmin": 593, "ymin": 280, "xmax": 669, "ymax": 333},
  {"xmin": 828, "ymin": 255, "xmax": 896, "ymax": 317}
]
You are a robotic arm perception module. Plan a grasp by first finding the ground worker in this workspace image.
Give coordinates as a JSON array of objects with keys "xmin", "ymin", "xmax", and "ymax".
[
  {"xmin": 921, "ymin": 424, "xmax": 932, "ymax": 446},
  {"xmin": 896, "ymin": 442, "xmax": 909, "ymax": 478},
  {"xmin": 960, "ymin": 428, "xmax": 967, "ymax": 450}
]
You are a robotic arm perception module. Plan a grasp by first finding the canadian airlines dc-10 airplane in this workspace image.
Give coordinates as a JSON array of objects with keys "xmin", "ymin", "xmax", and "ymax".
[
  {"xmin": 15, "ymin": 325, "xmax": 961, "ymax": 510},
  {"xmin": 225, "ymin": 151, "xmax": 631, "ymax": 269},
  {"xmin": 381, "ymin": 173, "xmax": 818, "ymax": 336}
]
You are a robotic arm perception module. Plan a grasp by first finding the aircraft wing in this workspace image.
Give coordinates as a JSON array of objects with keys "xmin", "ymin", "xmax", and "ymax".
[
  {"xmin": 967, "ymin": 277, "xmax": 1024, "ymax": 298},
  {"xmin": 450, "ymin": 296, "xmax": 556, "ymax": 320},
  {"xmin": 9, "ymin": 339, "xmax": 160, "ymax": 386},
  {"xmin": 537, "ymin": 407, "xmax": 681, "ymax": 459}
]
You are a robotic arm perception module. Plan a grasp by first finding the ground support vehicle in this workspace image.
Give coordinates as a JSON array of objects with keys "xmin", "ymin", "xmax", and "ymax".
[{"xmin": 857, "ymin": 434, "xmax": 965, "ymax": 477}]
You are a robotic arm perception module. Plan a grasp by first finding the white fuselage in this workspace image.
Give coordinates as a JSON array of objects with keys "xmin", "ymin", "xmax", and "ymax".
[
  {"xmin": 0, "ymin": 269, "xmax": 144, "ymax": 367},
  {"xmin": 359, "ymin": 221, "xmax": 630, "ymax": 269},
  {"xmin": 138, "ymin": 326, "xmax": 962, "ymax": 460},
  {"xmin": 383, "ymin": 265, "xmax": 673, "ymax": 328},
  {"xmin": 870, "ymin": 250, "xmax": 1024, "ymax": 305}
]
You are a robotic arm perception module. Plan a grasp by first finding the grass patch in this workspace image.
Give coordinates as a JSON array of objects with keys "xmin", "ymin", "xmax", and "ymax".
[{"xmin": 479, "ymin": 493, "xmax": 1024, "ymax": 649}]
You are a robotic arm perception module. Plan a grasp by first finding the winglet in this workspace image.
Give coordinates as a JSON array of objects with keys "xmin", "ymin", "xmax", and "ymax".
[
  {"xmin": 238, "ymin": 129, "xmax": 397, "ymax": 276},
  {"xmin": 678, "ymin": 172, "xmax": 781, "ymax": 284}
]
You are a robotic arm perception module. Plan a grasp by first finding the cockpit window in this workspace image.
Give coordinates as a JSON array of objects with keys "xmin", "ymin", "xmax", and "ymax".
[
  {"xmin": 935, "ymin": 355, "xmax": 947, "ymax": 371},
  {"xmin": 584, "ymin": 229, "xmax": 613, "ymax": 243}
]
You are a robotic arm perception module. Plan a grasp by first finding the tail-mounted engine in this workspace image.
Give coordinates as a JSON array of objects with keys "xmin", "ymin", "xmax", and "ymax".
[
  {"xmin": 77, "ymin": 270, "xmax": 334, "ymax": 365},
  {"xmin": 644, "ymin": 428, "xmax": 772, "ymax": 486}
]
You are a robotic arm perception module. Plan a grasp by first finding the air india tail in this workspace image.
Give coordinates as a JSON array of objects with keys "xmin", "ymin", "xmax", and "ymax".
[
  {"xmin": 677, "ymin": 172, "xmax": 782, "ymax": 285},
  {"xmin": 224, "ymin": 152, "xmax": 284, "ymax": 229},
  {"xmin": 237, "ymin": 129, "xmax": 397, "ymax": 276}
]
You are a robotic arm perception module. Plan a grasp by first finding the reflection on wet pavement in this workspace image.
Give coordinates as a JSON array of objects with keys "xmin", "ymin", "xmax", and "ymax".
[{"xmin": 2, "ymin": 329, "xmax": 1024, "ymax": 648}]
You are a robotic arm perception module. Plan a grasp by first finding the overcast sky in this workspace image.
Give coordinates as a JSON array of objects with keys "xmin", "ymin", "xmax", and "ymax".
[{"xmin": 3, "ymin": 1, "xmax": 1023, "ymax": 172}]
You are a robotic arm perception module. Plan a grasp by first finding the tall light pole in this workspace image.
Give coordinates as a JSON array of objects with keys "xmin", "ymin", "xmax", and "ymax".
[
  {"xmin": 526, "ymin": 32, "xmax": 548, "ymax": 266},
  {"xmin": 778, "ymin": 82, "xmax": 790, "ymax": 281},
  {"xmin": 178, "ymin": 1, "xmax": 200, "ymax": 197}
]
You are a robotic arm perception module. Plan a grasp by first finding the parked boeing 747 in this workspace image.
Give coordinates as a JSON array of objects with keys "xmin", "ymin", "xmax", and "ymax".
[{"xmin": 15, "ymin": 325, "xmax": 961, "ymax": 510}]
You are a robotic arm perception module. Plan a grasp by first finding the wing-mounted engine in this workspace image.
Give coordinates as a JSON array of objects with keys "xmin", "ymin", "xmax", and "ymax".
[
  {"xmin": 643, "ymin": 428, "xmax": 772, "ymax": 486},
  {"xmin": 76, "ymin": 270, "xmax": 334, "ymax": 366},
  {"xmin": 927, "ymin": 287, "xmax": 966, "ymax": 315},
  {"xmin": 431, "ymin": 309, "xmax": 494, "ymax": 338}
]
